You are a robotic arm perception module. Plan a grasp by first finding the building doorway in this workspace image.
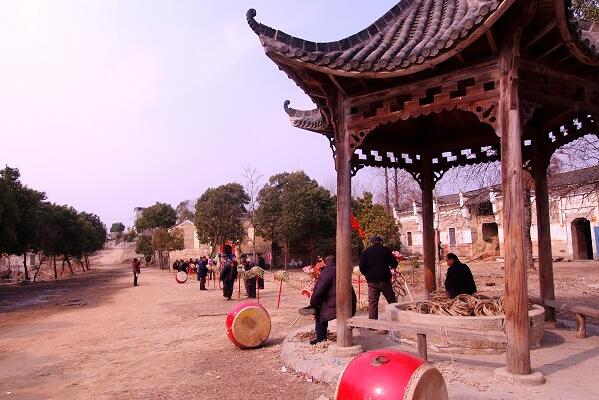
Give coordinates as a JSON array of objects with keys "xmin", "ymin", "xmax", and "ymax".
[
  {"xmin": 482, "ymin": 222, "xmax": 499, "ymax": 243},
  {"xmin": 571, "ymin": 218, "xmax": 593, "ymax": 260}
]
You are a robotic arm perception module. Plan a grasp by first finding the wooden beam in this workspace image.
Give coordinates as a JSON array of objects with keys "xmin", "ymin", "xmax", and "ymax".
[
  {"xmin": 335, "ymin": 94, "xmax": 353, "ymax": 347},
  {"xmin": 456, "ymin": 53, "xmax": 466, "ymax": 64},
  {"xmin": 420, "ymin": 152, "xmax": 436, "ymax": 298},
  {"xmin": 532, "ymin": 129, "xmax": 556, "ymax": 322},
  {"xmin": 328, "ymin": 73, "xmax": 347, "ymax": 96},
  {"xmin": 486, "ymin": 30, "xmax": 499, "ymax": 55},
  {"xmin": 498, "ymin": 12, "xmax": 532, "ymax": 375},
  {"xmin": 537, "ymin": 42, "xmax": 563, "ymax": 60},
  {"xmin": 523, "ymin": 19, "xmax": 557, "ymax": 50},
  {"xmin": 346, "ymin": 317, "xmax": 508, "ymax": 342}
]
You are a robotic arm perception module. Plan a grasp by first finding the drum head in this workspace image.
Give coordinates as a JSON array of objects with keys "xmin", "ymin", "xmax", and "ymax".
[
  {"xmin": 230, "ymin": 305, "xmax": 271, "ymax": 348},
  {"xmin": 176, "ymin": 271, "xmax": 188, "ymax": 283},
  {"xmin": 404, "ymin": 364, "xmax": 449, "ymax": 400}
]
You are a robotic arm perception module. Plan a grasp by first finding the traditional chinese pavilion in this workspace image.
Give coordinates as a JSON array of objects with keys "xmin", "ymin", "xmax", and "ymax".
[{"xmin": 248, "ymin": 0, "xmax": 599, "ymax": 377}]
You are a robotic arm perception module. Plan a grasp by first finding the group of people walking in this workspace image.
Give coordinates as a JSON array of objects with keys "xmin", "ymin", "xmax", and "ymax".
[{"xmin": 172, "ymin": 257, "xmax": 215, "ymax": 290}]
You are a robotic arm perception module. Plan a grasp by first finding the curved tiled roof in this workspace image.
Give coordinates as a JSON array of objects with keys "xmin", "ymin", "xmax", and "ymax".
[
  {"xmin": 283, "ymin": 101, "xmax": 332, "ymax": 134},
  {"xmin": 247, "ymin": 0, "xmax": 510, "ymax": 77},
  {"xmin": 569, "ymin": 19, "xmax": 599, "ymax": 59},
  {"xmin": 556, "ymin": 1, "xmax": 599, "ymax": 65}
]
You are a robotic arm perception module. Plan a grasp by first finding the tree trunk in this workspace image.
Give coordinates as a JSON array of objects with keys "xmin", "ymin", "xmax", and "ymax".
[
  {"xmin": 23, "ymin": 254, "xmax": 29, "ymax": 281},
  {"xmin": 523, "ymin": 188, "xmax": 535, "ymax": 270},
  {"xmin": 60, "ymin": 257, "xmax": 65, "ymax": 276},
  {"xmin": 284, "ymin": 240, "xmax": 289, "ymax": 271},
  {"xmin": 84, "ymin": 252, "xmax": 90, "ymax": 270},
  {"xmin": 65, "ymin": 256, "xmax": 75, "ymax": 275},
  {"xmin": 384, "ymin": 168, "xmax": 391, "ymax": 214},
  {"xmin": 393, "ymin": 168, "xmax": 400, "ymax": 208},
  {"xmin": 76, "ymin": 257, "xmax": 85, "ymax": 272},
  {"xmin": 52, "ymin": 255, "xmax": 58, "ymax": 280},
  {"xmin": 33, "ymin": 255, "xmax": 46, "ymax": 282}
]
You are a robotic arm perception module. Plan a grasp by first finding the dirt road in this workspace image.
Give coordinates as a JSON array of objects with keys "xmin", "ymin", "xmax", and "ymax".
[
  {"xmin": 0, "ymin": 246, "xmax": 334, "ymax": 400},
  {"xmin": 2, "ymin": 246, "xmax": 598, "ymax": 399}
]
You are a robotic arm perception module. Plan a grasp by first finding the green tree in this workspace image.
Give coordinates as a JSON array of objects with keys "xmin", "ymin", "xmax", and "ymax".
[
  {"xmin": 110, "ymin": 222, "xmax": 125, "ymax": 233},
  {"xmin": 255, "ymin": 171, "xmax": 336, "ymax": 267},
  {"xmin": 135, "ymin": 234, "xmax": 154, "ymax": 263},
  {"xmin": 78, "ymin": 212, "xmax": 107, "ymax": 269},
  {"xmin": 175, "ymin": 200, "xmax": 194, "ymax": 224},
  {"xmin": 194, "ymin": 183, "xmax": 250, "ymax": 256},
  {"xmin": 0, "ymin": 178, "xmax": 19, "ymax": 253},
  {"xmin": 123, "ymin": 227, "xmax": 137, "ymax": 242},
  {"xmin": 572, "ymin": 0, "xmax": 599, "ymax": 22},
  {"xmin": 0, "ymin": 166, "xmax": 46, "ymax": 280},
  {"xmin": 152, "ymin": 228, "xmax": 184, "ymax": 269},
  {"xmin": 135, "ymin": 202, "xmax": 177, "ymax": 231},
  {"xmin": 354, "ymin": 192, "xmax": 398, "ymax": 249}
]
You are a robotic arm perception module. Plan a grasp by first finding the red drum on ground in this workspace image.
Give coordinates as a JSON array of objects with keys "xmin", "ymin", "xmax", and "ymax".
[
  {"xmin": 335, "ymin": 349, "xmax": 448, "ymax": 400},
  {"xmin": 226, "ymin": 301, "xmax": 271, "ymax": 349},
  {"xmin": 176, "ymin": 271, "xmax": 188, "ymax": 284}
]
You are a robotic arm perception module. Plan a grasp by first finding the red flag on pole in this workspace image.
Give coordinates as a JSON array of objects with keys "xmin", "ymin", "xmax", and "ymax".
[{"xmin": 351, "ymin": 214, "xmax": 366, "ymax": 239}]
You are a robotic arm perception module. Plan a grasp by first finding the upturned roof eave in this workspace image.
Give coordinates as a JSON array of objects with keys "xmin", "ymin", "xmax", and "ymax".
[{"xmin": 248, "ymin": 0, "xmax": 515, "ymax": 79}]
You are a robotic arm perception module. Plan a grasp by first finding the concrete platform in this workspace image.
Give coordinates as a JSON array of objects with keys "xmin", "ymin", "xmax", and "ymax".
[{"xmin": 281, "ymin": 320, "xmax": 599, "ymax": 399}]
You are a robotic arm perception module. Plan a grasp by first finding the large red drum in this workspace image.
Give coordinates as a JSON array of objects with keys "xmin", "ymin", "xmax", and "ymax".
[
  {"xmin": 226, "ymin": 301, "xmax": 271, "ymax": 349},
  {"xmin": 175, "ymin": 271, "xmax": 188, "ymax": 284},
  {"xmin": 335, "ymin": 350, "xmax": 448, "ymax": 400}
]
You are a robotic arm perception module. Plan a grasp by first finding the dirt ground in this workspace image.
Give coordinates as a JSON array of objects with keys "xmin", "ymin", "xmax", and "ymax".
[{"xmin": 1, "ymin": 245, "xmax": 598, "ymax": 400}]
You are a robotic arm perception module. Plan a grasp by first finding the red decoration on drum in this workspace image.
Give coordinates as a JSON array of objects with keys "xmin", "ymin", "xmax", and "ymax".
[
  {"xmin": 226, "ymin": 301, "xmax": 271, "ymax": 349},
  {"xmin": 335, "ymin": 350, "xmax": 448, "ymax": 400},
  {"xmin": 176, "ymin": 271, "xmax": 188, "ymax": 284},
  {"xmin": 301, "ymin": 288, "xmax": 312, "ymax": 298}
]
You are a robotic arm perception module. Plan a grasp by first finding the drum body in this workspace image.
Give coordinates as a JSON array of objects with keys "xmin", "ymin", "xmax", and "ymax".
[
  {"xmin": 335, "ymin": 350, "xmax": 448, "ymax": 400},
  {"xmin": 176, "ymin": 271, "xmax": 188, "ymax": 284},
  {"xmin": 226, "ymin": 301, "xmax": 271, "ymax": 349}
]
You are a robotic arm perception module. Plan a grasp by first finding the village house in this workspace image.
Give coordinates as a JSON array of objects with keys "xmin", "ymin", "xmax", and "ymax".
[{"xmin": 397, "ymin": 166, "xmax": 599, "ymax": 261}]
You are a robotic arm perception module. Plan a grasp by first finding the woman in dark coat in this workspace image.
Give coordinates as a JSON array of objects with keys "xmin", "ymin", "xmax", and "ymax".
[{"xmin": 307, "ymin": 255, "xmax": 357, "ymax": 345}]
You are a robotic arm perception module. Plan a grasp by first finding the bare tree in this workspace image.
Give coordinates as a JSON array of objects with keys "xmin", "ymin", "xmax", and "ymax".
[{"xmin": 241, "ymin": 164, "xmax": 263, "ymax": 260}]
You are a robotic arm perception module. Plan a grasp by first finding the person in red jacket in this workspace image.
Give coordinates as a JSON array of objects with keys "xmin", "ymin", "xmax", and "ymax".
[
  {"xmin": 132, "ymin": 258, "xmax": 141, "ymax": 287},
  {"xmin": 301, "ymin": 255, "xmax": 357, "ymax": 345}
]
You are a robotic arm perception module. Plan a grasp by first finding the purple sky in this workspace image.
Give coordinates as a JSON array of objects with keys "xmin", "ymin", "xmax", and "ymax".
[{"xmin": 0, "ymin": 1, "xmax": 399, "ymax": 227}]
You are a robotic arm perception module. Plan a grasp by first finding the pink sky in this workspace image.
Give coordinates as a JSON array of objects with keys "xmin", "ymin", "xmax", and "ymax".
[{"xmin": 0, "ymin": 1, "xmax": 400, "ymax": 227}]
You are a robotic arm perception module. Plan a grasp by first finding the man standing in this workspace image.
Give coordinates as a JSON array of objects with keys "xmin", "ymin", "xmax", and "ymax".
[
  {"xmin": 220, "ymin": 257, "xmax": 237, "ymax": 300},
  {"xmin": 197, "ymin": 257, "xmax": 208, "ymax": 290},
  {"xmin": 257, "ymin": 254, "xmax": 266, "ymax": 289},
  {"xmin": 359, "ymin": 236, "xmax": 398, "ymax": 319},
  {"xmin": 302, "ymin": 255, "xmax": 356, "ymax": 345},
  {"xmin": 241, "ymin": 254, "xmax": 256, "ymax": 299},
  {"xmin": 132, "ymin": 257, "xmax": 141, "ymax": 287},
  {"xmin": 444, "ymin": 253, "xmax": 477, "ymax": 298}
]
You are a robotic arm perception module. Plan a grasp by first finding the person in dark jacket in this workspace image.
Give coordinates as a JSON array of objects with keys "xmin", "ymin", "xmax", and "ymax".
[
  {"xmin": 257, "ymin": 254, "xmax": 266, "ymax": 289},
  {"xmin": 305, "ymin": 255, "xmax": 357, "ymax": 345},
  {"xmin": 220, "ymin": 259, "xmax": 238, "ymax": 300},
  {"xmin": 359, "ymin": 236, "xmax": 399, "ymax": 319},
  {"xmin": 241, "ymin": 255, "xmax": 256, "ymax": 298},
  {"xmin": 197, "ymin": 257, "xmax": 209, "ymax": 290},
  {"xmin": 444, "ymin": 253, "xmax": 477, "ymax": 298}
]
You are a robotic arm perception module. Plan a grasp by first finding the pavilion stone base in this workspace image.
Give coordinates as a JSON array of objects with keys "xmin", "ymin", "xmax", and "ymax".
[
  {"xmin": 280, "ymin": 322, "xmax": 395, "ymax": 385},
  {"xmin": 386, "ymin": 302, "xmax": 545, "ymax": 354},
  {"xmin": 494, "ymin": 367, "xmax": 546, "ymax": 386}
]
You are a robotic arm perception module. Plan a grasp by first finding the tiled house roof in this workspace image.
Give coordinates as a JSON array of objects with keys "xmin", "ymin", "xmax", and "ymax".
[
  {"xmin": 283, "ymin": 101, "xmax": 332, "ymax": 134},
  {"xmin": 247, "ymin": 0, "xmax": 510, "ymax": 76}
]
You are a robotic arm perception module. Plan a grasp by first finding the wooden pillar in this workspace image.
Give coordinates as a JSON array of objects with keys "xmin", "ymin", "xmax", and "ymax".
[
  {"xmin": 533, "ymin": 132, "xmax": 556, "ymax": 322},
  {"xmin": 335, "ymin": 95, "xmax": 353, "ymax": 347},
  {"xmin": 499, "ymin": 23, "xmax": 531, "ymax": 376},
  {"xmin": 420, "ymin": 155, "xmax": 436, "ymax": 298}
]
